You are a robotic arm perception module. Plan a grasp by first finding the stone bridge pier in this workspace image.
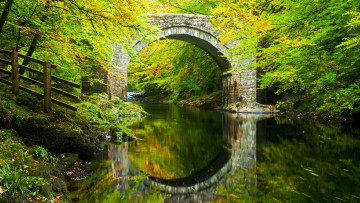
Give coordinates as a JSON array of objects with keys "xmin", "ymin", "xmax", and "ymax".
[{"xmin": 109, "ymin": 13, "xmax": 257, "ymax": 108}]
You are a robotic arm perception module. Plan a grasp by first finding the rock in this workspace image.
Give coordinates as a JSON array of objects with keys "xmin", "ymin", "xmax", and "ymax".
[
  {"xmin": 58, "ymin": 153, "xmax": 79, "ymax": 167},
  {"xmin": 220, "ymin": 102, "xmax": 278, "ymax": 113},
  {"xmin": 58, "ymin": 153, "xmax": 92, "ymax": 180},
  {"xmin": 17, "ymin": 123, "xmax": 99, "ymax": 159}
]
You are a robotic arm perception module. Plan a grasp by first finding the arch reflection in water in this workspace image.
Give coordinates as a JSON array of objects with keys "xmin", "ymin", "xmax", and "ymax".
[
  {"xmin": 127, "ymin": 104, "xmax": 224, "ymax": 188},
  {"xmin": 221, "ymin": 113, "xmax": 272, "ymax": 193},
  {"xmin": 70, "ymin": 104, "xmax": 272, "ymax": 201},
  {"xmin": 126, "ymin": 104, "xmax": 271, "ymax": 195},
  {"xmin": 142, "ymin": 112, "xmax": 272, "ymax": 199}
]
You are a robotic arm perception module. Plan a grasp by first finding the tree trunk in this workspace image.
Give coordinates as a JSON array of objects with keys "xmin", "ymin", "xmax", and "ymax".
[
  {"xmin": 19, "ymin": 1, "xmax": 49, "ymax": 75},
  {"xmin": 0, "ymin": 0, "xmax": 14, "ymax": 35},
  {"xmin": 19, "ymin": 34, "xmax": 40, "ymax": 75}
]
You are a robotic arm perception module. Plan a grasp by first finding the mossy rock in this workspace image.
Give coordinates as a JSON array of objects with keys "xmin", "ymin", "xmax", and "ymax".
[
  {"xmin": 0, "ymin": 128, "xmax": 70, "ymax": 203},
  {"xmin": 14, "ymin": 95, "xmax": 39, "ymax": 111},
  {"xmin": 58, "ymin": 153, "xmax": 79, "ymax": 167},
  {"xmin": 29, "ymin": 162, "xmax": 52, "ymax": 178},
  {"xmin": 17, "ymin": 123, "xmax": 99, "ymax": 159},
  {"xmin": 0, "ymin": 129, "xmax": 18, "ymax": 141},
  {"xmin": 49, "ymin": 178, "xmax": 71, "ymax": 201}
]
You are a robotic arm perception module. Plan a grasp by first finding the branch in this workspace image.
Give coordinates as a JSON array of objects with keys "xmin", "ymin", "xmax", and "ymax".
[{"xmin": 164, "ymin": 0, "xmax": 208, "ymax": 15}]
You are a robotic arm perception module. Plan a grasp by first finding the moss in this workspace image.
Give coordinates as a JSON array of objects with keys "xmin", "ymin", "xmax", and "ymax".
[
  {"xmin": 0, "ymin": 129, "xmax": 70, "ymax": 202},
  {"xmin": 17, "ymin": 124, "xmax": 99, "ymax": 159},
  {"xmin": 0, "ymin": 129, "xmax": 16, "ymax": 140},
  {"xmin": 74, "ymin": 93, "xmax": 146, "ymax": 145},
  {"xmin": 30, "ymin": 146, "xmax": 58, "ymax": 165},
  {"xmin": 14, "ymin": 94, "xmax": 39, "ymax": 111},
  {"xmin": 58, "ymin": 153, "xmax": 79, "ymax": 166},
  {"xmin": 0, "ymin": 84, "xmax": 147, "ymax": 201}
]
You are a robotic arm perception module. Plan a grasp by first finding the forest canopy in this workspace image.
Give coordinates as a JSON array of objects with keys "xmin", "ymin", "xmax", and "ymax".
[
  {"xmin": 213, "ymin": 0, "xmax": 360, "ymax": 116},
  {"xmin": 0, "ymin": 0, "xmax": 158, "ymax": 81},
  {"xmin": 1, "ymin": 0, "xmax": 360, "ymax": 116}
]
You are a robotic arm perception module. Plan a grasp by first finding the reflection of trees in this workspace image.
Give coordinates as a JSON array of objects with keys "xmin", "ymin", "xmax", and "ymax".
[
  {"xmin": 256, "ymin": 119, "xmax": 360, "ymax": 202},
  {"xmin": 75, "ymin": 104, "xmax": 360, "ymax": 202},
  {"xmin": 70, "ymin": 143, "xmax": 139, "ymax": 202},
  {"xmin": 218, "ymin": 117, "xmax": 360, "ymax": 202},
  {"xmin": 128, "ymin": 104, "xmax": 223, "ymax": 179}
]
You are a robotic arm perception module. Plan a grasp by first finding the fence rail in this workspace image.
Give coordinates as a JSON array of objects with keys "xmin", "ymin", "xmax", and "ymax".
[{"xmin": 0, "ymin": 49, "xmax": 80, "ymax": 112}]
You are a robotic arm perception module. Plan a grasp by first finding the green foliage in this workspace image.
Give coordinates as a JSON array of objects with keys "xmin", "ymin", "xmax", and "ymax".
[
  {"xmin": 0, "ymin": 86, "xmax": 61, "ymax": 137},
  {"xmin": 115, "ymin": 125, "xmax": 135, "ymax": 138},
  {"xmin": 0, "ymin": 85, "xmax": 43, "ymax": 128},
  {"xmin": 0, "ymin": 162, "xmax": 30, "ymax": 198},
  {"xmin": 0, "ymin": 0, "xmax": 158, "ymax": 84},
  {"xmin": 216, "ymin": 119, "xmax": 360, "ymax": 202},
  {"xmin": 111, "ymin": 97, "xmax": 125, "ymax": 106},
  {"xmin": 79, "ymin": 102, "xmax": 100, "ymax": 120},
  {"xmin": 30, "ymin": 146, "xmax": 58, "ymax": 164},
  {"xmin": 0, "ymin": 129, "xmax": 13, "ymax": 140},
  {"xmin": 71, "ymin": 152, "xmax": 168, "ymax": 202},
  {"xmin": 0, "ymin": 130, "xmax": 55, "ymax": 202},
  {"xmin": 152, "ymin": 0, "xmax": 219, "ymax": 15},
  {"xmin": 129, "ymin": 40, "xmax": 222, "ymax": 101},
  {"xmin": 214, "ymin": 0, "xmax": 360, "ymax": 116},
  {"xmin": 72, "ymin": 93, "xmax": 146, "ymax": 145}
]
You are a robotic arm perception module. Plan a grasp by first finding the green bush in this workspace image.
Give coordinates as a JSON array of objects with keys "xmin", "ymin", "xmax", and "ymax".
[{"xmin": 30, "ymin": 146, "xmax": 58, "ymax": 164}]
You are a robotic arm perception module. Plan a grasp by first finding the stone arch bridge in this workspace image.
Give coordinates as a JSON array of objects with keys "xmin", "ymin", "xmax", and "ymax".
[{"xmin": 109, "ymin": 13, "xmax": 256, "ymax": 107}]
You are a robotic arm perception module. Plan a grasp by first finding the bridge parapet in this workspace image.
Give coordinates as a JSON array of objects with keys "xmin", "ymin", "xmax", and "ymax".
[{"xmin": 148, "ymin": 13, "xmax": 216, "ymax": 36}]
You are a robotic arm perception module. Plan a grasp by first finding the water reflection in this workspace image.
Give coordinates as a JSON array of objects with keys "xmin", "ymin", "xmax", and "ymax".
[
  {"xmin": 71, "ymin": 104, "xmax": 360, "ymax": 202},
  {"xmin": 127, "ymin": 104, "xmax": 223, "ymax": 180},
  {"xmin": 219, "ymin": 117, "xmax": 360, "ymax": 202},
  {"xmin": 222, "ymin": 113, "xmax": 272, "ymax": 169}
]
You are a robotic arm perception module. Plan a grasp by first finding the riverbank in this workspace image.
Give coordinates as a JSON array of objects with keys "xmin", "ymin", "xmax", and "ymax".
[
  {"xmin": 129, "ymin": 91, "xmax": 278, "ymax": 114},
  {"xmin": 0, "ymin": 83, "xmax": 147, "ymax": 202},
  {"xmin": 130, "ymin": 91, "xmax": 222, "ymax": 109},
  {"xmin": 130, "ymin": 91, "xmax": 360, "ymax": 122}
]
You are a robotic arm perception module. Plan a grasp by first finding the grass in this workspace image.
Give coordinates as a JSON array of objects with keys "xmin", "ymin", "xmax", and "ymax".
[
  {"xmin": 0, "ymin": 130, "xmax": 50, "ymax": 201},
  {"xmin": 30, "ymin": 146, "xmax": 58, "ymax": 165}
]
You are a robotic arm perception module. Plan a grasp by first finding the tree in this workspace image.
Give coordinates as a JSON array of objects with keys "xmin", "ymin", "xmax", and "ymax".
[
  {"xmin": 0, "ymin": 0, "xmax": 13, "ymax": 35},
  {"xmin": 151, "ymin": 0, "xmax": 219, "ymax": 15},
  {"xmin": 0, "ymin": 0, "xmax": 158, "ymax": 82},
  {"xmin": 128, "ymin": 40, "xmax": 222, "ymax": 100},
  {"xmin": 214, "ymin": 0, "xmax": 360, "ymax": 116}
]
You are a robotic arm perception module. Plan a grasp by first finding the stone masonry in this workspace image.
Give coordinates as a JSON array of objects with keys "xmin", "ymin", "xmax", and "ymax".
[{"xmin": 109, "ymin": 13, "xmax": 256, "ymax": 107}]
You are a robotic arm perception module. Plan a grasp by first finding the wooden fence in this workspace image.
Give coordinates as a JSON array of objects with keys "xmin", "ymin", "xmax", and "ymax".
[{"xmin": 0, "ymin": 49, "xmax": 80, "ymax": 112}]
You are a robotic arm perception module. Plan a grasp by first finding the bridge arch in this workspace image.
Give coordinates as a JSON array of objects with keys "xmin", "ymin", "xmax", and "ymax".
[
  {"xmin": 133, "ymin": 26, "xmax": 231, "ymax": 71},
  {"xmin": 143, "ymin": 146, "xmax": 232, "ymax": 194},
  {"xmin": 109, "ymin": 13, "xmax": 256, "ymax": 106}
]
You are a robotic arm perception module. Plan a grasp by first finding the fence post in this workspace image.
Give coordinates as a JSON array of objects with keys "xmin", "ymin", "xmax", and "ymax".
[
  {"xmin": 11, "ymin": 50, "xmax": 19, "ymax": 95},
  {"xmin": 43, "ymin": 62, "xmax": 52, "ymax": 113}
]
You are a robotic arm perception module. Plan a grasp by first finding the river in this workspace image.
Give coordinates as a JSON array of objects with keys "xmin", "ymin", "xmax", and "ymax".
[{"xmin": 70, "ymin": 102, "xmax": 360, "ymax": 202}]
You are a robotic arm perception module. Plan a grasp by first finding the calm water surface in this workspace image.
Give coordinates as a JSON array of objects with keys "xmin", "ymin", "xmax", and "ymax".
[{"xmin": 71, "ymin": 103, "xmax": 360, "ymax": 202}]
